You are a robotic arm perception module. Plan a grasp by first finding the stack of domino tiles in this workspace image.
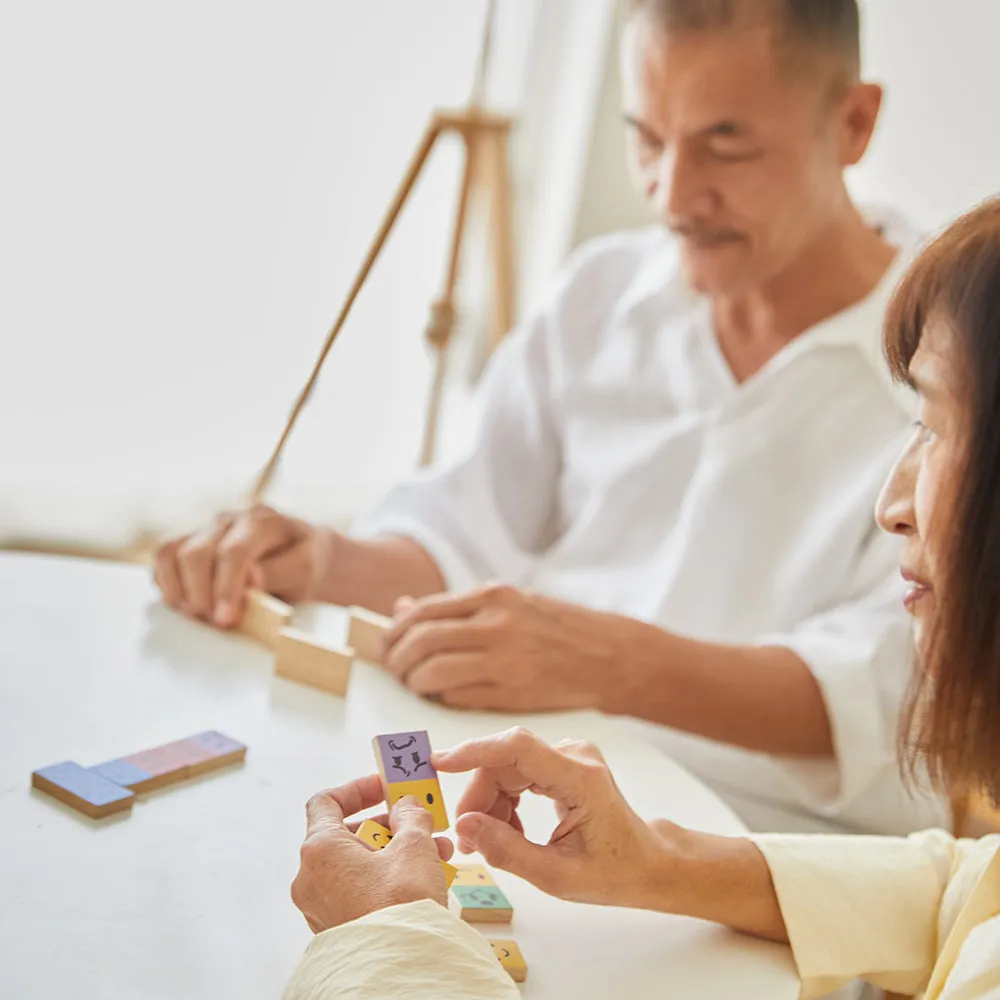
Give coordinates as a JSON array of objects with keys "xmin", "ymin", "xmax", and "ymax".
[
  {"xmin": 363, "ymin": 730, "xmax": 528, "ymax": 983},
  {"xmin": 31, "ymin": 731, "xmax": 246, "ymax": 820},
  {"xmin": 237, "ymin": 591, "xmax": 392, "ymax": 697}
]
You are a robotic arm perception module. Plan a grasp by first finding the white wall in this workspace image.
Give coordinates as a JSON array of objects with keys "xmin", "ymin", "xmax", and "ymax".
[
  {"xmin": 573, "ymin": 0, "xmax": 1000, "ymax": 246},
  {"xmin": 0, "ymin": 1, "xmax": 541, "ymax": 543}
]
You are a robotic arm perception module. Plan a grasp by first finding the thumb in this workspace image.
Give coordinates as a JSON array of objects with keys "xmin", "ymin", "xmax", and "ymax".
[
  {"xmin": 388, "ymin": 795, "xmax": 435, "ymax": 839},
  {"xmin": 394, "ymin": 595, "xmax": 417, "ymax": 616},
  {"xmin": 456, "ymin": 812, "xmax": 552, "ymax": 887}
]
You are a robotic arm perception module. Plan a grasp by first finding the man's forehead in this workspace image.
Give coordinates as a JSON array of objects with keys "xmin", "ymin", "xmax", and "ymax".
[
  {"xmin": 622, "ymin": 8, "xmax": 842, "ymax": 109},
  {"xmin": 621, "ymin": 17, "xmax": 812, "ymax": 121}
]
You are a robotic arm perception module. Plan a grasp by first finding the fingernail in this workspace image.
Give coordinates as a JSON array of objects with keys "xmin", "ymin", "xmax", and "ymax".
[{"xmin": 215, "ymin": 601, "xmax": 234, "ymax": 626}]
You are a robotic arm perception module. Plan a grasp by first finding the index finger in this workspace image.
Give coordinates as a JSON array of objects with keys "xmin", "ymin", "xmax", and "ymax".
[
  {"xmin": 212, "ymin": 511, "xmax": 291, "ymax": 622},
  {"xmin": 384, "ymin": 589, "xmax": 486, "ymax": 652},
  {"xmin": 433, "ymin": 728, "xmax": 587, "ymax": 814},
  {"xmin": 304, "ymin": 774, "xmax": 385, "ymax": 838}
]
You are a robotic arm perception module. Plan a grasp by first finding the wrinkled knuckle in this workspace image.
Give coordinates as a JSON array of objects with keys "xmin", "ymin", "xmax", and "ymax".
[
  {"xmin": 483, "ymin": 583, "xmax": 516, "ymax": 605},
  {"xmin": 155, "ymin": 537, "xmax": 182, "ymax": 562},
  {"xmin": 177, "ymin": 537, "xmax": 210, "ymax": 567},
  {"xmin": 504, "ymin": 725, "xmax": 535, "ymax": 751}
]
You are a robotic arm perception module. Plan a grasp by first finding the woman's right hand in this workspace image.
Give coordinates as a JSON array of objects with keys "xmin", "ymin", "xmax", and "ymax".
[{"xmin": 433, "ymin": 727, "xmax": 678, "ymax": 910}]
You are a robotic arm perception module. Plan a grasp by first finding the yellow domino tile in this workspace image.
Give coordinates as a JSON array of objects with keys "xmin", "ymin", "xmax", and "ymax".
[
  {"xmin": 489, "ymin": 940, "xmax": 528, "ymax": 982},
  {"xmin": 355, "ymin": 818, "xmax": 456, "ymax": 887},
  {"xmin": 356, "ymin": 819, "xmax": 394, "ymax": 850},
  {"xmin": 385, "ymin": 777, "xmax": 449, "ymax": 831},
  {"xmin": 452, "ymin": 864, "xmax": 495, "ymax": 886}
]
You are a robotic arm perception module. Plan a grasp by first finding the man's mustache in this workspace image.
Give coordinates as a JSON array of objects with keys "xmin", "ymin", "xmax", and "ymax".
[{"xmin": 669, "ymin": 223, "xmax": 744, "ymax": 244}]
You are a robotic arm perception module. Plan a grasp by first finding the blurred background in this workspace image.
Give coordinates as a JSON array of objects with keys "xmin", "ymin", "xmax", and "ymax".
[{"xmin": 0, "ymin": 0, "xmax": 994, "ymax": 556}]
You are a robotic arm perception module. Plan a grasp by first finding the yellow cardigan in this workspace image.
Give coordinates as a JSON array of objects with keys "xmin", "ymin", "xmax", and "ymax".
[{"xmin": 282, "ymin": 831, "xmax": 1000, "ymax": 1000}]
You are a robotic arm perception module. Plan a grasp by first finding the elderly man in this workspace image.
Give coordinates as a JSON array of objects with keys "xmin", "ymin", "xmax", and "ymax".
[{"xmin": 157, "ymin": 0, "xmax": 942, "ymax": 836}]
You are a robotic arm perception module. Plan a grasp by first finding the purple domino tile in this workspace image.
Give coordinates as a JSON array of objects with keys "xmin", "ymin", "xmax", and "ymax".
[
  {"xmin": 187, "ymin": 731, "xmax": 245, "ymax": 756},
  {"xmin": 375, "ymin": 731, "xmax": 436, "ymax": 783}
]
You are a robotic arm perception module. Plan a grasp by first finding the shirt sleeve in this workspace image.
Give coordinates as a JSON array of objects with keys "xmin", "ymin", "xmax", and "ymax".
[
  {"xmin": 281, "ymin": 899, "xmax": 520, "ymax": 1000},
  {"xmin": 755, "ymin": 524, "xmax": 947, "ymax": 830},
  {"xmin": 352, "ymin": 285, "xmax": 565, "ymax": 593},
  {"xmin": 751, "ymin": 830, "xmax": 1000, "ymax": 1000}
]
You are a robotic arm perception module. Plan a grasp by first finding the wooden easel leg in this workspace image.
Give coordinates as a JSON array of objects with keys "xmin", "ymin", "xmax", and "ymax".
[
  {"xmin": 483, "ymin": 129, "xmax": 516, "ymax": 353},
  {"xmin": 252, "ymin": 118, "xmax": 443, "ymax": 502},
  {"xmin": 418, "ymin": 131, "xmax": 480, "ymax": 468}
]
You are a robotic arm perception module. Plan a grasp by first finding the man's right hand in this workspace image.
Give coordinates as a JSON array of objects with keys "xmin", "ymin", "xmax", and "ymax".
[{"xmin": 154, "ymin": 505, "xmax": 337, "ymax": 627}]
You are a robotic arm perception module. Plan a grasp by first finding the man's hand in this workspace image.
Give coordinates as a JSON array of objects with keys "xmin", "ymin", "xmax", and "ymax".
[
  {"xmin": 382, "ymin": 585, "xmax": 636, "ymax": 712},
  {"xmin": 154, "ymin": 506, "xmax": 337, "ymax": 627},
  {"xmin": 433, "ymin": 727, "xmax": 672, "ymax": 909},
  {"xmin": 290, "ymin": 775, "xmax": 455, "ymax": 934}
]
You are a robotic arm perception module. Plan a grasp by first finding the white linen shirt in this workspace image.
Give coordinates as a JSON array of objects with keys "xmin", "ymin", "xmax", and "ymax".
[{"xmin": 358, "ymin": 208, "xmax": 947, "ymax": 835}]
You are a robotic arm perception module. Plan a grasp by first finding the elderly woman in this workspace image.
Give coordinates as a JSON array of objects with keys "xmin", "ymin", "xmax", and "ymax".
[{"xmin": 282, "ymin": 199, "xmax": 1000, "ymax": 1000}]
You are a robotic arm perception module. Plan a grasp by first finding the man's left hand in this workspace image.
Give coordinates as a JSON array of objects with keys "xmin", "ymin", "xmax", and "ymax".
[{"xmin": 381, "ymin": 585, "xmax": 634, "ymax": 712}]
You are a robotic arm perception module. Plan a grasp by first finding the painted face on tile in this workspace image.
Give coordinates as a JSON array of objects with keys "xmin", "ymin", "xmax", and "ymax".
[{"xmin": 452, "ymin": 864, "xmax": 493, "ymax": 887}]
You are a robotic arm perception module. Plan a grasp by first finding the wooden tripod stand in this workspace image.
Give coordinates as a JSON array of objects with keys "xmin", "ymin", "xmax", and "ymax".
[{"xmin": 249, "ymin": 105, "xmax": 516, "ymax": 504}]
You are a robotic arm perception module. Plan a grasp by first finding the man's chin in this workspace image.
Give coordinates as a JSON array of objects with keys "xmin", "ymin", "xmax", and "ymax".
[{"xmin": 679, "ymin": 246, "xmax": 751, "ymax": 297}]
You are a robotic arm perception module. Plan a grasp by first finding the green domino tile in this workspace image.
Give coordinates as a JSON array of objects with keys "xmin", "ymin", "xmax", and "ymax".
[{"xmin": 450, "ymin": 884, "xmax": 512, "ymax": 910}]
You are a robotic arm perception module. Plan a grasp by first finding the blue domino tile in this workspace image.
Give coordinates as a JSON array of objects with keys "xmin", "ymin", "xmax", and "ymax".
[
  {"xmin": 33, "ymin": 761, "xmax": 135, "ymax": 807},
  {"xmin": 89, "ymin": 758, "xmax": 154, "ymax": 790}
]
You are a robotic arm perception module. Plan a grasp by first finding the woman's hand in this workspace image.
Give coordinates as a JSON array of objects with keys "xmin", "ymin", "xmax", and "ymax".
[
  {"xmin": 433, "ymin": 727, "xmax": 674, "ymax": 909},
  {"xmin": 290, "ymin": 775, "xmax": 454, "ymax": 933}
]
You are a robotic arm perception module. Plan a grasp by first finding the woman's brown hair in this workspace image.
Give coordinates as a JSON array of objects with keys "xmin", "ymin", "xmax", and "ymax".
[{"xmin": 884, "ymin": 197, "xmax": 1000, "ymax": 801}]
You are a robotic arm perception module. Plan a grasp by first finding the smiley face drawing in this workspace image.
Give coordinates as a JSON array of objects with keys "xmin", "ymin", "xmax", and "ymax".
[
  {"xmin": 489, "ymin": 940, "xmax": 527, "ymax": 982},
  {"xmin": 355, "ymin": 818, "xmax": 393, "ymax": 850}
]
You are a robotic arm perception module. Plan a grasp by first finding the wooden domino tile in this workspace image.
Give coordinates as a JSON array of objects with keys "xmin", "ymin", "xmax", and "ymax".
[
  {"xmin": 238, "ymin": 590, "xmax": 292, "ymax": 649},
  {"xmin": 354, "ymin": 818, "xmax": 457, "ymax": 887},
  {"xmin": 274, "ymin": 627, "xmax": 353, "ymax": 696},
  {"xmin": 91, "ymin": 732, "xmax": 247, "ymax": 793},
  {"xmin": 372, "ymin": 730, "xmax": 448, "ymax": 831},
  {"xmin": 356, "ymin": 818, "xmax": 394, "ymax": 850},
  {"xmin": 450, "ymin": 883, "xmax": 513, "ymax": 923},
  {"xmin": 32, "ymin": 761, "xmax": 135, "ymax": 819},
  {"xmin": 452, "ymin": 864, "xmax": 495, "ymax": 886},
  {"xmin": 348, "ymin": 606, "xmax": 390, "ymax": 664},
  {"xmin": 489, "ymin": 940, "xmax": 528, "ymax": 982}
]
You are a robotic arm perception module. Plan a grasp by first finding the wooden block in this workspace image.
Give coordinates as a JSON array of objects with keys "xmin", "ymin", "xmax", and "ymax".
[
  {"xmin": 93, "ymin": 732, "xmax": 246, "ymax": 793},
  {"xmin": 89, "ymin": 757, "xmax": 162, "ymax": 793},
  {"xmin": 275, "ymin": 628, "xmax": 353, "ymax": 696},
  {"xmin": 355, "ymin": 818, "xmax": 457, "ymax": 887},
  {"xmin": 356, "ymin": 818, "xmax": 394, "ymax": 850},
  {"xmin": 238, "ymin": 590, "xmax": 292, "ymax": 650},
  {"xmin": 180, "ymin": 731, "xmax": 247, "ymax": 778},
  {"xmin": 452, "ymin": 864, "xmax": 495, "ymax": 886},
  {"xmin": 373, "ymin": 731, "xmax": 449, "ymax": 831},
  {"xmin": 32, "ymin": 761, "xmax": 135, "ymax": 819},
  {"xmin": 348, "ymin": 606, "xmax": 390, "ymax": 663},
  {"xmin": 450, "ymin": 883, "xmax": 513, "ymax": 923},
  {"xmin": 116, "ymin": 745, "xmax": 191, "ymax": 792},
  {"xmin": 488, "ymin": 940, "xmax": 527, "ymax": 982}
]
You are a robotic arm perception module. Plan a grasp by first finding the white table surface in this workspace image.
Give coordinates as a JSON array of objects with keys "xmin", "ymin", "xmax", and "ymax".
[{"xmin": 0, "ymin": 552, "xmax": 798, "ymax": 999}]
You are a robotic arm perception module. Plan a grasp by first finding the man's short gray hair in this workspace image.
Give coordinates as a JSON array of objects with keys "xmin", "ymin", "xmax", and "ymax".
[{"xmin": 630, "ymin": 0, "xmax": 861, "ymax": 80}]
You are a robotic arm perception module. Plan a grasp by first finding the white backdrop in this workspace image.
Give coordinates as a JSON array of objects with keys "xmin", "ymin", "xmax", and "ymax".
[{"xmin": 0, "ymin": 1, "xmax": 545, "ymax": 543}]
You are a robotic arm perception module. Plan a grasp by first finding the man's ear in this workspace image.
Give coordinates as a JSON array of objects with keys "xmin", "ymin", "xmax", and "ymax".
[{"xmin": 838, "ymin": 81, "xmax": 884, "ymax": 167}]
